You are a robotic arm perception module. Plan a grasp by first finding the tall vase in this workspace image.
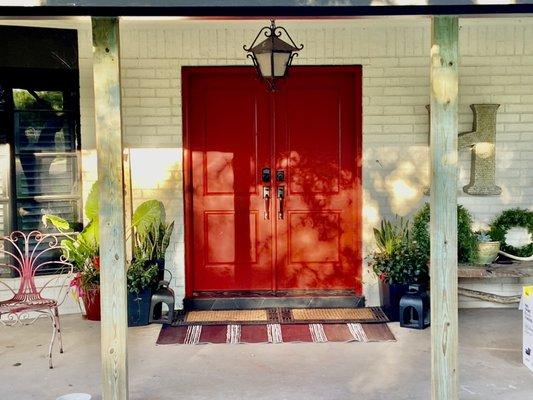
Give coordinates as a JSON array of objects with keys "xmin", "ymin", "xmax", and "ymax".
[{"xmin": 83, "ymin": 287, "xmax": 101, "ymax": 321}]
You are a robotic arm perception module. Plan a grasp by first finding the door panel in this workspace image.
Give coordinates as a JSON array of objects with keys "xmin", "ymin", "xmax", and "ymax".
[
  {"xmin": 186, "ymin": 69, "xmax": 274, "ymax": 291},
  {"xmin": 274, "ymin": 70, "xmax": 361, "ymax": 291},
  {"xmin": 183, "ymin": 66, "xmax": 362, "ymax": 295}
]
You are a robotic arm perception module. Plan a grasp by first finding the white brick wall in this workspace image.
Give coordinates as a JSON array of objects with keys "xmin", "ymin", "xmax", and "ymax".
[{"xmin": 1, "ymin": 17, "xmax": 532, "ymax": 311}]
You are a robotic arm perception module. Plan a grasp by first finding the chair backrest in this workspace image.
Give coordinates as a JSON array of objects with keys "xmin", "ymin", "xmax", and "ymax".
[{"xmin": 0, "ymin": 231, "xmax": 73, "ymax": 302}]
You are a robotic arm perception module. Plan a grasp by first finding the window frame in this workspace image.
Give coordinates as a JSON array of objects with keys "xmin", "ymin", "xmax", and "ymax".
[{"xmin": 0, "ymin": 67, "xmax": 82, "ymax": 276}]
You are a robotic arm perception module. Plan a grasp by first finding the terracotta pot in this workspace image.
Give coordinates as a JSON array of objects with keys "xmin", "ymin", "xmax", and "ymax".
[
  {"xmin": 478, "ymin": 241, "xmax": 500, "ymax": 265},
  {"xmin": 83, "ymin": 287, "xmax": 101, "ymax": 321}
]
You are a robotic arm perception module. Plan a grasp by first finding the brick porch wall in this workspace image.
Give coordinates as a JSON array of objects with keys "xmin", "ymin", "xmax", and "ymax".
[{"xmin": 1, "ymin": 17, "xmax": 532, "ymax": 311}]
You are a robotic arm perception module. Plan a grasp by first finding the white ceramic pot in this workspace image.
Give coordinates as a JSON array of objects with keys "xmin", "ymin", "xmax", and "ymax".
[{"xmin": 477, "ymin": 241, "xmax": 500, "ymax": 265}]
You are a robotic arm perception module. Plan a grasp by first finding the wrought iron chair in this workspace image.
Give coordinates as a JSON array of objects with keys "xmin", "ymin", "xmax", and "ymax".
[{"xmin": 0, "ymin": 231, "xmax": 74, "ymax": 369}]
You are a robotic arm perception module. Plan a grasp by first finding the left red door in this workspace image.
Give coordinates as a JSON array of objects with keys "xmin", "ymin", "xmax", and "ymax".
[{"xmin": 184, "ymin": 68, "xmax": 275, "ymax": 292}]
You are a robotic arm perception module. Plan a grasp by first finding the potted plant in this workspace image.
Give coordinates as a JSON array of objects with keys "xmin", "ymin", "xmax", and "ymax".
[
  {"xmin": 476, "ymin": 231, "xmax": 500, "ymax": 265},
  {"xmin": 44, "ymin": 185, "xmax": 174, "ymax": 323},
  {"xmin": 127, "ymin": 200, "xmax": 174, "ymax": 327},
  {"xmin": 126, "ymin": 257, "xmax": 158, "ymax": 327},
  {"xmin": 369, "ymin": 218, "xmax": 429, "ymax": 321},
  {"xmin": 43, "ymin": 183, "xmax": 101, "ymax": 320},
  {"xmin": 131, "ymin": 200, "xmax": 175, "ymax": 282}
]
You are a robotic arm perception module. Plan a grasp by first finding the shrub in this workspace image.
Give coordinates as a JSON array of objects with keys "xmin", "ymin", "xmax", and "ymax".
[{"xmin": 412, "ymin": 203, "xmax": 478, "ymax": 264}]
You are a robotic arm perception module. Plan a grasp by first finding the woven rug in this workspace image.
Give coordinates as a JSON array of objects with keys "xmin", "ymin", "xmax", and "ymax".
[
  {"xmin": 176, "ymin": 307, "xmax": 388, "ymax": 326},
  {"xmin": 157, "ymin": 322, "xmax": 395, "ymax": 345}
]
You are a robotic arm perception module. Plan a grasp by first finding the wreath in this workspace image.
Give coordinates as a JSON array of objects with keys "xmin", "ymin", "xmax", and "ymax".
[{"xmin": 489, "ymin": 208, "xmax": 533, "ymax": 258}]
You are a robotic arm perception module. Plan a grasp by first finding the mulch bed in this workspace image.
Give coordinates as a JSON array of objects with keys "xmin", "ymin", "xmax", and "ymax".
[{"xmin": 157, "ymin": 322, "xmax": 396, "ymax": 345}]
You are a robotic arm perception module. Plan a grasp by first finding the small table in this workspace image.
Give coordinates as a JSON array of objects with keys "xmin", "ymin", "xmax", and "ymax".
[
  {"xmin": 458, "ymin": 261, "xmax": 533, "ymax": 279},
  {"xmin": 458, "ymin": 261, "xmax": 533, "ymax": 304}
]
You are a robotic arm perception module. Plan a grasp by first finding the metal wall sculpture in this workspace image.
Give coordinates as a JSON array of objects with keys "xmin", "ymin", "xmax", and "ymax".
[
  {"xmin": 459, "ymin": 104, "xmax": 501, "ymax": 196},
  {"xmin": 426, "ymin": 103, "xmax": 501, "ymax": 196}
]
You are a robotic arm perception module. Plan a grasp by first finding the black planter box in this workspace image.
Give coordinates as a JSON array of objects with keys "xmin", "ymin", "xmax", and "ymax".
[
  {"xmin": 127, "ymin": 287, "xmax": 152, "ymax": 327},
  {"xmin": 379, "ymin": 282, "xmax": 410, "ymax": 322}
]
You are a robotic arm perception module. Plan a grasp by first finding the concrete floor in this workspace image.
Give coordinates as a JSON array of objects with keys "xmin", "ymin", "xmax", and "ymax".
[{"xmin": 1, "ymin": 309, "xmax": 532, "ymax": 400}]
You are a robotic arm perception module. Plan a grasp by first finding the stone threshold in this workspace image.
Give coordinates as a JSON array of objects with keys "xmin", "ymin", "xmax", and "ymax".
[{"xmin": 183, "ymin": 294, "xmax": 365, "ymax": 311}]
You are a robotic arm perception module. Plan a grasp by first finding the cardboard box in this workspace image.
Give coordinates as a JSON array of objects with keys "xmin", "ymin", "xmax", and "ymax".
[{"xmin": 523, "ymin": 286, "xmax": 533, "ymax": 373}]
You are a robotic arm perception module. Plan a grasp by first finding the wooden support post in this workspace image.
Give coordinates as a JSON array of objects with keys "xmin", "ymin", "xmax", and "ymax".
[
  {"xmin": 430, "ymin": 16, "xmax": 459, "ymax": 400},
  {"xmin": 92, "ymin": 17, "xmax": 129, "ymax": 400}
]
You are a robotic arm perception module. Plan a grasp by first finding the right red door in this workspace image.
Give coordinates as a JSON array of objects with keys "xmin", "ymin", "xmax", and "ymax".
[{"xmin": 273, "ymin": 67, "xmax": 362, "ymax": 292}]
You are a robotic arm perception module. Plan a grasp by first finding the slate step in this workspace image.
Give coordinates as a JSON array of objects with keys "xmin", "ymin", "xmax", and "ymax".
[{"xmin": 183, "ymin": 295, "xmax": 365, "ymax": 311}]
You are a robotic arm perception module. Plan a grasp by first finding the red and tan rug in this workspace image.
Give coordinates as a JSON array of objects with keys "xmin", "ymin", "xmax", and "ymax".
[{"xmin": 157, "ymin": 322, "xmax": 395, "ymax": 345}]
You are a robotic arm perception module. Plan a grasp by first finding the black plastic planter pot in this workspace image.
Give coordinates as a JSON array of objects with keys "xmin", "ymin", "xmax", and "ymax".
[
  {"xmin": 379, "ymin": 282, "xmax": 410, "ymax": 322},
  {"xmin": 127, "ymin": 287, "xmax": 152, "ymax": 327},
  {"xmin": 156, "ymin": 259, "xmax": 165, "ymax": 281}
]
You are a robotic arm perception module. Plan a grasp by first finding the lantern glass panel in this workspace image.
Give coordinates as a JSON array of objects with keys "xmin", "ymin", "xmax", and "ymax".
[
  {"xmin": 255, "ymin": 53, "xmax": 273, "ymax": 78},
  {"xmin": 273, "ymin": 52, "xmax": 291, "ymax": 77}
]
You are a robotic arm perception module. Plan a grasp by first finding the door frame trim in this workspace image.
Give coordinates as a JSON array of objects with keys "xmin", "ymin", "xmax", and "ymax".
[{"xmin": 182, "ymin": 65, "xmax": 363, "ymax": 298}]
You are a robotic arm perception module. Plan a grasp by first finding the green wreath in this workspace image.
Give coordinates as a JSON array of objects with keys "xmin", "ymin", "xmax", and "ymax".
[{"xmin": 489, "ymin": 208, "xmax": 533, "ymax": 258}]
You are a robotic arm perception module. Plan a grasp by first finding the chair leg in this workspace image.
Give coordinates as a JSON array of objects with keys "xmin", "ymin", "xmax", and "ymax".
[
  {"xmin": 48, "ymin": 311, "xmax": 57, "ymax": 369},
  {"xmin": 54, "ymin": 307, "xmax": 64, "ymax": 354}
]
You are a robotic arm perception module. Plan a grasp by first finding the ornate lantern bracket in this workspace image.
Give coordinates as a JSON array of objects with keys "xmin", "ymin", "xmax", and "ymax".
[{"xmin": 243, "ymin": 19, "xmax": 304, "ymax": 91}]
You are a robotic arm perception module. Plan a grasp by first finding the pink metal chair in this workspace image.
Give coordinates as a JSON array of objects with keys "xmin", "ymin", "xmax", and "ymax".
[{"xmin": 0, "ymin": 231, "xmax": 74, "ymax": 369}]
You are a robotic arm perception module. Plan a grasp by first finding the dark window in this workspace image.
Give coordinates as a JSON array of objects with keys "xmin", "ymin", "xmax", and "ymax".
[{"xmin": 0, "ymin": 26, "xmax": 81, "ymax": 276}]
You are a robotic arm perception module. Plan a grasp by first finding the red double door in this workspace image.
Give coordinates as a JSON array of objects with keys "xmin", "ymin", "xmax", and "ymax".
[{"xmin": 184, "ymin": 66, "xmax": 362, "ymax": 296}]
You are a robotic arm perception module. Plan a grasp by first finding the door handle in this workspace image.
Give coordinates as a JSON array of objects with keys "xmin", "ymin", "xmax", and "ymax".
[
  {"xmin": 263, "ymin": 186, "xmax": 271, "ymax": 220},
  {"xmin": 277, "ymin": 186, "xmax": 285, "ymax": 220}
]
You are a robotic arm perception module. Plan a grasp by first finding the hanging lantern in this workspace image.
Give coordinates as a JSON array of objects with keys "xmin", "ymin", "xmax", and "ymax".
[{"xmin": 244, "ymin": 19, "xmax": 303, "ymax": 91}]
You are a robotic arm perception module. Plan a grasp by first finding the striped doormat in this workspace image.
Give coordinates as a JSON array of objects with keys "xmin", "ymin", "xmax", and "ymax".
[{"xmin": 157, "ymin": 323, "xmax": 395, "ymax": 345}]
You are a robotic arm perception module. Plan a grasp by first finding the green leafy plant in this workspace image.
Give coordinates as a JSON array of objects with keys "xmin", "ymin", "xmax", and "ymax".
[
  {"xmin": 369, "ymin": 216, "xmax": 429, "ymax": 285},
  {"xmin": 412, "ymin": 203, "xmax": 478, "ymax": 264},
  {"xmin": 128, "ymin": 200, "xmax": 174, "ymax": 294},
  {"xmin": 43, "ymin": 182, "xmax": 100, "ymax": 294},
  {"xmin": 127, "ymin": 258, "xmax": 158, "ymax": 295},
  {"xmin": 44, "ymin": 183, "xmax": 175, "ymax": 295},
  {"xmin": 370, "ymin": 245, "xmax": 429, "ymax": 285},
  {"xmin": 132, "ymin": 200, "xmax": 174, "ymax": 263},
  {"xmin": 373, "ymin": 218, "xmax": 410, "ymax": 257}
]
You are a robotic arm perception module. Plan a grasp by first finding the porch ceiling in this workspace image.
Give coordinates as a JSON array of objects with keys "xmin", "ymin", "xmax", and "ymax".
[{"xmin": 1, "ymin": 1, "xmax": 533, "ymax": 17}]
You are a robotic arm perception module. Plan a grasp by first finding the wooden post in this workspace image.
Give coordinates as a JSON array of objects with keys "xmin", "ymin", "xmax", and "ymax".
[
  {"xmin": 430, "ymin": 16, "xmax": 459, "ymax": 400},
  {"xmin": 92, "ymin": 17, "xmax": 129, "ymax": 400}
]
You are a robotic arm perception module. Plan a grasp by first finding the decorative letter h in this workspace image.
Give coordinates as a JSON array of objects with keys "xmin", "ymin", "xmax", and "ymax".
[{"xmin": 459, "ymin": 104, "xmax": 501, "ymax": 196}]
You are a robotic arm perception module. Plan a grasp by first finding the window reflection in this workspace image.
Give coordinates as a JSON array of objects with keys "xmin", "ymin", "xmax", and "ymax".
[{"xmin": 11, "ymin": 88, "xmax": 80, "ymax": 233}]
